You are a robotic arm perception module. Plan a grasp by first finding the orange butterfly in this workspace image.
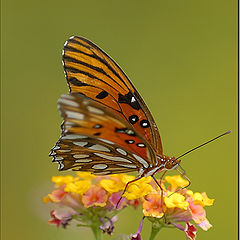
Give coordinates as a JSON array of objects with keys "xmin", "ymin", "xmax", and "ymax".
[{"xmin": 50, "ymin": 36, "xmax": 229, "ymax": 186}]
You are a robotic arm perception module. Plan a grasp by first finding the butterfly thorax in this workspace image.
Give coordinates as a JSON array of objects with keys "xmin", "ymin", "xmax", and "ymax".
[{"xmin": 139, "ymin": 155, "xmax": 181, "ymax": 177}]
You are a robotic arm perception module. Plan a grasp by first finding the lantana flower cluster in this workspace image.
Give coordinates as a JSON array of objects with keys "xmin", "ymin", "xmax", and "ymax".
[{"xmin": 43, "ymin": 173, "xmax": 214, "ymax": 240}]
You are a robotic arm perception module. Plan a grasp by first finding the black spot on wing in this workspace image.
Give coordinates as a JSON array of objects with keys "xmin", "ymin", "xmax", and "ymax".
[
  {"xmin": 115, "ymin": 127, "xmax": 128, "ymax": 133},
  {"xmin": 140, "ymin": 119, "xmax": 150, "ymax": 128},
  {"xmin": 129, "ymin": 115, "xmax": 139, "ymax": 124},
  {"xmin": 115, "ymin": 127, "xmax": 136, "ymax": 136},
  {"xmin": 96, "ymin": 90, "xmax": 108, "ymax": 99},
  {"xmin": 93, "ymin": 132, "xmax": 101, "ymax": 136},
  {"xmin": 118, "ymin": 92, "xmax": 141, "ymax": 110}
]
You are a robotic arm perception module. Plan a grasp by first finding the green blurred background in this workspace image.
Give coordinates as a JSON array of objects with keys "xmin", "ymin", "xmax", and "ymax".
[{"xmin": 2, "ymin": 0, "xmax": 237, "ymax": 239}]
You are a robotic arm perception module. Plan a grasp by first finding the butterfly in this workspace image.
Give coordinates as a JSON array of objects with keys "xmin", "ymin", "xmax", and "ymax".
[{"xmin": 49, "ymin": 36, "xmax": 181, "ymax": 181}]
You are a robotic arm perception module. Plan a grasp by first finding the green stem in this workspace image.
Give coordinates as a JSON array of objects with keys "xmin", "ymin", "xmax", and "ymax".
[
  {"xmin": 91, "ymin": 225, "xmax": 102, "ymax": 240},
  {"xmin": 149, "ymin": 221, "xmax": 163, "ymax": 240}
]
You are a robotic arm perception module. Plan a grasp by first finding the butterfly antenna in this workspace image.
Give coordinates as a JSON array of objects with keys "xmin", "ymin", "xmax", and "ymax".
[{"xmin": 175, "ymin": 130, "xmax": 231, "ymax": 161}]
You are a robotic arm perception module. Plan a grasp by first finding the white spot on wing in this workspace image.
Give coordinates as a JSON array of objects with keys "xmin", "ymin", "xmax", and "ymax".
[
  {"xmin": 92, "ymin": 164, "xmax": 108, "ymax": 170},
  {"xmin": 55, "ymin": 157, "xmax": 64, "ymax": 160},
  {"xmin": 66, "ymin": 111, "xmax": 84, "ymax": 120},
  {"xmin": 64, "ymin": 40, "xmax": 68, "ymax": 46},
  {"xmin": 52, "ymin": 145, "xmax": 60, "ymax": 150},
  {"xmin": 126, "ymin": 129, "xmax": 135, "ymax": 135},
  {"xmin": 75, "ymin": 159, "xmax": 92, "ymax": 163},
  {"xmin": 133, "ymin": 154, "xmax": 149, "ymax": 168},
  {"xmin": 59, "ymin": 98, "xmax": 79, "ymax": 107},
  {"xmin": 131, "ymin": 96, "xmax": 136, "ymax": 103},
  {"xmin": 73, "ymin": 154, "xmax": 90, "ymax": 159},
  {"xmin": 100, "ymin": 139, "xmax": 114, "ymax": 145},
  {"xmin": 62, "ymin": 134, "xmax": 88, "ymax": 140},
  {"xmin": 87, "ymin": 106, "xmax": 104, "ymax": 115},
  {"xmin": 58, "ymin": 150, "xmax": 71, "ymax": 153},
  {"xmin": 94, "ymin": 171, "xmax": 111, "ymax": 175},
  {"xmin": 73, "ymin": 141, "xmax": 88, "ymax": 147},
  {"xmin": 116, "ymin": 148, "xmax": 127, "ymax": 156},
  {"xmin": 58, "ymin": 161, "xmax": 64, "ymax": 170},
  {"xmin": 137, "ymin": 143, "xmax": 145, "ymax": 148},
  {"xmin": 62, "ymin": 94, "xmax": 74, "ymax": 100},
  {"xmin": 88, "ymin": 144, "xmax": 110, "ymax": 152},
  {"xmin": 94, "ymin": 153, "xmax": 132, "ymax": 163},
  {"xmin": 116, "ymin": 164, "xmax": 137, "ymax": 169}
]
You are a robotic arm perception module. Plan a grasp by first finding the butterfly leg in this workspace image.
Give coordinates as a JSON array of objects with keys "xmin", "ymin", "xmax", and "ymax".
[
  {"xmin": 176, "ymin": 167, "xmax": 191, "ymax": 189},
  {"xmin": 116, "ymin": 176, "xmax": 143, "ymax": 209},
  {"xmin": 151, "ymin": 170, "xmax": 168, "ymax": 223}
]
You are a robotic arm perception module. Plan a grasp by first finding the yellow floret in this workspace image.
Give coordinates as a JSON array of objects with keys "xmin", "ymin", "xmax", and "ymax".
[
  {"xmin": 64, "ymin": 180, "xmax": 91, "ymax": 195},
  {"xmin": 77, "ymin": 172, "xmax": 95, "ymax": 180},
  {"xmin": 117, "ymin": 174, "xmax": 136, "ymax": 185},
  {"xmin": 100, "ymin": 174, "xmax": 136, "ymax": 194},
  {"xmin": 100, "ymin": 179, "xmax": 123, "ymax": 193},
  {"xmin": 165, "ymin": 175, "xmax": 189, "ymax": 190},
  {"xmin": 42, "ymin": 196, "xmax": 51, "ymax": 203},
  {"xmin": 122, "ymin": 177, "xmax": 153, "ymax": 200},
  {"xmin": 52, "ymin": 175, "xmax": 74, "ymax": 186},
  {"xmin": 164, "ymin": 191, "xmax": 189, "ymax": 210},
  {"xmin": 193, "ymin": 192, "xmax": 214, "ymax": 207},
  {"xmin": 186, "ymin": 190, "xmax": 194, "ymax": 196}
]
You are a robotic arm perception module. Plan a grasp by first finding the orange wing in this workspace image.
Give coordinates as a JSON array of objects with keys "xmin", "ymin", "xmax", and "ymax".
[
  {"xmin": 50, "ymin": 93, "xmax": 157, "ymax": 174},
  {"xmin": 62, "ymin": 36, "xmax": 163, "ymax": 155}
]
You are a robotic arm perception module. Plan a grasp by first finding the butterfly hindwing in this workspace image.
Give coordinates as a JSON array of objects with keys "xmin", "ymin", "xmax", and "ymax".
[
  {"xmin": 50, "ymin": 93, "xmax": 157, "ymax": 174},
  {"xmin": 62, "ymin": 36, "xmax": 163, "ymax": 155}
]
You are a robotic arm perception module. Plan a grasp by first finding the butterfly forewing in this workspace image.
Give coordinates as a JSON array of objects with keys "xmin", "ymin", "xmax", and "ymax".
[
  {"xmin": 63, "ymin": 36, "xmax": 163, "ymax": 155},
  {"xmin": 50, "ymin": 93, "xmax": 157, "ymax": 174}
]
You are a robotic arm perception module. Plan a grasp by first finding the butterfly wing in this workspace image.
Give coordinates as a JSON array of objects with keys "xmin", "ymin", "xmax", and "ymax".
[
  {"xmin": 62, "ymin": 36, "xmax": 163, "ymax": 155},
  {"xmin": 50, "ymin": 93, "xmax": 157, "ymax": 175}
]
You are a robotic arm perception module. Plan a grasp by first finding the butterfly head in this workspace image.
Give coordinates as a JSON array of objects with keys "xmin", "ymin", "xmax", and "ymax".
[{"xmin": 159, "ymin": 156, "xmax": 181, "ymax": 170}]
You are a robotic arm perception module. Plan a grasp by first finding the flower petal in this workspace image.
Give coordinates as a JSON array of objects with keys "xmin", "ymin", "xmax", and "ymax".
[
  {"xmin": 108, "ymin": 191, "xmax": 127, "ymax": 209},
  {"xmin": 99, "ymin": 216, "xmax": 118, "ymax": 235},
  {"xmin": 130, "ymin": 218, "xmax": 144, "ymax": 240},
  {"xmin": 82, "ymin": 185, "xmax": 108, "ymax": 208},
  {"xmin": 164, "ymin": 191, "xmax": 189, "ymax": 210},
  {"xmin": 165, "ymin": 175, "xmax": 189, "ymax": 191},
  {"xmin": 64, "ymin": 180, "xmax": 90, "ymax": 195},
  {"xmin": 123, "ymin": 177, "xmax": 153, "ymax": 200},
  {"xmin": 142, "ymin": 193, "xmax": 164, "ymax": 218},
  {"xmin": 184, "ymin": 222, "xmax": 197, "ymax": 240},
  {"xmin": 48, "ymin": 208, "xmax": 76, "ymax": 228},
  {"xmin": 52, "ymin": 176, "xmax": 74, "ymax": 186},
  {"xmin": 197, "ymin": 219, "xmax": 212, "ymax": 231}
]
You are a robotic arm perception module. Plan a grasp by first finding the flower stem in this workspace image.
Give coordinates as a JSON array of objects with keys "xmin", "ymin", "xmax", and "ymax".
[
  {"xmin": 149, "ymin": 221, "xmax": 163, "ymax": 240},
  {"xmin": 91, "ymin": 225, "xmax": 102, "ymax": 240}
]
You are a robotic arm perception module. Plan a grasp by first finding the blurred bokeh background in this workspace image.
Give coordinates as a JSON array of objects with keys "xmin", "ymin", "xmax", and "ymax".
[{"xmin": 2, "ymin": 0, "xmax": 237, "ymax": 239}]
